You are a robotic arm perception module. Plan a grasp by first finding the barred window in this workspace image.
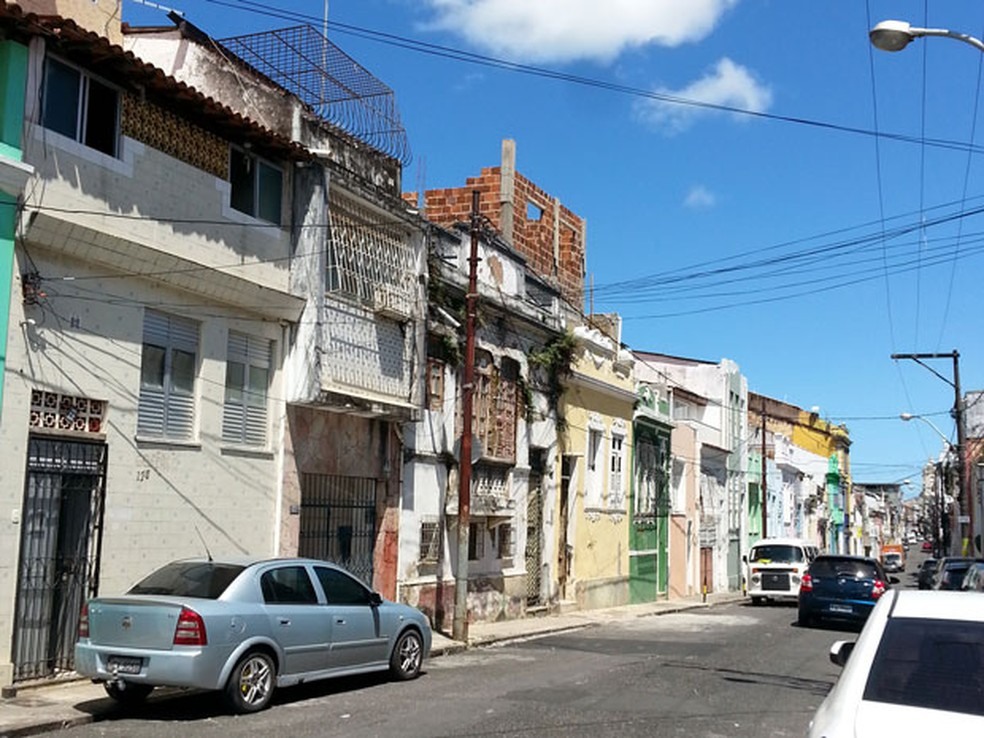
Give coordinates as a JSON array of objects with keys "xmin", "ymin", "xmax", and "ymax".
[
  {"xmin": 420, "ymin": 522, "xmax": 440, "ymax": 563},
  {"xmin": 496, "ymin": 524, "xmax": 515, "ymax": 559}
]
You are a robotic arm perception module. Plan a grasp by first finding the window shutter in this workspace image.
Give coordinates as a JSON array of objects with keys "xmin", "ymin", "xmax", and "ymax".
[
  {"xmin": 223, "ymin": 331, "xmax": 271, "ymax": 446},
  {"xmin": 138, "ymin": 310, "xmax": 198, "ymax": 440}
]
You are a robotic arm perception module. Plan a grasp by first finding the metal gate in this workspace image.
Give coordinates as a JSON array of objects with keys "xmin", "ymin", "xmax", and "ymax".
[
  {"xmin": 298, "ymin": 474, "xmax": 377, "ymax": 585},
  {"xmin": 525, "ymin": 474, "xmax": 543, "ymax": 606},
  {"xmin": 13, "ymin": 436, "xmax": 107, "ymax": 682}
]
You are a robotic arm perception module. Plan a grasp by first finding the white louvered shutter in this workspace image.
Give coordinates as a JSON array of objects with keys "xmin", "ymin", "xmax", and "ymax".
[
  {"xmin": 138, "ymin": 310, "xmax": 198, "ymax": 439},
  {"xmin": 223, "ymin": 332, "xmax": 270, "ymax": 446}
]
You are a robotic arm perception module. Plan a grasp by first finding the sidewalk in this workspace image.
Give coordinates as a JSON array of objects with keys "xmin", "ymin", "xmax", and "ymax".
[{"xmin": 0, "ymin": 592, "xmax": 743, "ymax": 738}]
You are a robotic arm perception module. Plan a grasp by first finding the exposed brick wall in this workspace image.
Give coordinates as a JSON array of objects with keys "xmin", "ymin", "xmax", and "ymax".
[{"xmin": 420, "ymin": 165, "xmax": 585, "ymax": 310}]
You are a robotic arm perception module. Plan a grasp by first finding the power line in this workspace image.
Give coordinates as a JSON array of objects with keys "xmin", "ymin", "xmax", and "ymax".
[{"xmin": 182, "ymin": 0, "xmax": 984, "ymax": 156}]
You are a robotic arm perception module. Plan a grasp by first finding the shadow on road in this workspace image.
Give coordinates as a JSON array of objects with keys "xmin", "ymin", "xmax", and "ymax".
[
  {"xmin": 659, "ymin": 660, "xmax": 835, "ymax": 697},
  {"xmin": 74, "ymin": 670, "xmax": 421, "ymax": 723}
]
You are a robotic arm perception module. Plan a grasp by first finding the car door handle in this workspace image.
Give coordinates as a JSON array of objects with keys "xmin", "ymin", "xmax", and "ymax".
[
  {"xmin": 335, "ymin": 618, "xmax": 346, "ymax": 625},
  {"xmin": 278, "ymin": 617, "xmax": 291, "ymax": 626}
]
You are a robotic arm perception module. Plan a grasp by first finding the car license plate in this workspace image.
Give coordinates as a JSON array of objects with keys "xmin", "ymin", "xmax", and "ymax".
[
  {"xmin": 107, "ymin": 656, "xmax": 142, "ymax": 675},
  {"xmin": 829, "ymin": 604, "xmax": 852, "ymax": 614}
]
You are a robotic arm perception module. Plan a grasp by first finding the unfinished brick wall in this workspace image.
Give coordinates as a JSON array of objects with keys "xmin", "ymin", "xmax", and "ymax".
[{"xmin": 420, "ymin": 164, "xmax": 585, "ymax": 310}]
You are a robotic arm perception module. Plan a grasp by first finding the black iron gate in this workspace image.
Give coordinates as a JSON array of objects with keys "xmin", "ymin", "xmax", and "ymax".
[
  {"xmin": 13, "ymin": 436, "xmax": 107, "ymax": 682},
  {"xmin": 298, "ymin": 474, "xmax": 377, "ymax": 585}
]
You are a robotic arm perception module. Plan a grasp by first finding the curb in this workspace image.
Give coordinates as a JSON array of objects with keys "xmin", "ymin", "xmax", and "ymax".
[{"xmin": 1, "ymin": 595, "xmax": 744, "ymax": 737}]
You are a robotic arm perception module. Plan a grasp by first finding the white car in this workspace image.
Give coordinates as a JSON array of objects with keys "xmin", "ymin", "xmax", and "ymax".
[{"xmin": 809, "ymin": 589, "xmax": 984, "ymax": 737}]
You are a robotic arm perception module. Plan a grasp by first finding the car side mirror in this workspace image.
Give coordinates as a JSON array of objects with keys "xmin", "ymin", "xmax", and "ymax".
[
  {"xmin": 889, "ymin": 576, "xmax": 900, "ymax": 585},
  {"xmin": 742, "ymin": 555, "xmax": 747, "ymax": 564},
  {"xmin": 829, "ymin": 640, "xmax": 854, "ymax": 667},
  {"xmin": 369, "ymin": 591, "xmax": 383, "ymax": 607}
]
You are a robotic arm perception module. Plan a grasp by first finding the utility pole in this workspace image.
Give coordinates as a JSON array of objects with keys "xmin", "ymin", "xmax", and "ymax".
[
  {"xmin": 452, "ymin": 190, "xmax": 480, "ymax": 642},
  {"xmin": 891, "ymin": 351, "xmax": 970, "ymax": 555},
  {"xmin": 760, "ymin": 401, "xmax": 767, "ymax": 540}
]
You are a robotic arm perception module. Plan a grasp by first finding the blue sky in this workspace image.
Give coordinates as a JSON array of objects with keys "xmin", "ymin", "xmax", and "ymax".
[{"xmin": 123, "ymin": 1, "xmax": 984, "ymax": 489}]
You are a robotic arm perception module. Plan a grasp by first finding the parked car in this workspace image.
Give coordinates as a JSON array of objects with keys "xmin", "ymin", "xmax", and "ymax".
[
  {"xmin": 921, "ymin": 540, "xmax": 933, "ymax": 552},
  {"xmin": 808, "ymin": 590, "xmax": 984, "ymax": 737},
  {"xmin": 960, "ymin": 562, "xmax": 984, "ymax": 593},
  {"xmin": 916, "ymin": 558, "xmax": 937, "ymax": 590},
  {"xmin": 931, "ymin": 557, "xmax": 977, "ymax": 591},
  {"xmin": 744, "ymin": 537, "xmax": 818, "ymax": 604},
  {"xmin": 75, "ymin": 558, "xmax": 431, "ymax": 713},
  {"xmin": 798, "ymin": 555, "xmax": 895, "ymax": 628}
]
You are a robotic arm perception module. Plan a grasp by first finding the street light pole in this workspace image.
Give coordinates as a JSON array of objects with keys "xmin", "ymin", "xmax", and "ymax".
[
  {"xmin": 894, "ymin": 350, "xmax": 970, "ymax": 556},
  {"xmin": 875, "ymin": 15, "xmax": 984, "ymax": 549}
]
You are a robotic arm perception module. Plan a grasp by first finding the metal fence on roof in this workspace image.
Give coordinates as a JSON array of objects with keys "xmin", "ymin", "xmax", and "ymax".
[{"xmin": 219, "ymin": 25, "xmax": 411, "ymax": 165}]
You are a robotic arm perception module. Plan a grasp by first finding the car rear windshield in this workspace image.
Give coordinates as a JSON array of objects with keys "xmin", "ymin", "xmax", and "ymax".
[
  {"xmin": 127, "ymin": 562, "xmax": 245, "ymax": 599},
  {"xmin": 863, "ymin": 617, "xmax": 984, "ymax": 716},
  {"xmin": 809, "ymin": 558, "xmax": 879, "ymax": 579},
  {"xmin": 749, "ymin": 545, "xmax": 804, "ymax": 563}
]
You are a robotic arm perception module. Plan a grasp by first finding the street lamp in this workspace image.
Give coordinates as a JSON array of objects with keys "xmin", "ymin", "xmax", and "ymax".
[
  {"xmin": 899, "ymin": 412, "xmax": 953, "ymax": 448},
  {"xmin": 870, "ymin": 20, "xmax": 984, "ymax": 54},
  {"xmin": 900, "ymin": 413, "xmax": 954, "ymax": 558}
]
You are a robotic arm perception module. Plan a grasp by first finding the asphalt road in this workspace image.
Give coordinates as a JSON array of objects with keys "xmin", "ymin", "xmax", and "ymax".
[{"xmin": 44, "ymin": 553, "xmax": 925, "ymax": 738}]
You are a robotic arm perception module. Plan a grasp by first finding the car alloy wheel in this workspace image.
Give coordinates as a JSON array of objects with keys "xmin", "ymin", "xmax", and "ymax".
[
  {"xmin": 225, "ymin": 650, "xmax": 275, "ymax": 713},
  {"xmin": 390, "ymin": 629, "xmax": 423, "ymax": 681}
]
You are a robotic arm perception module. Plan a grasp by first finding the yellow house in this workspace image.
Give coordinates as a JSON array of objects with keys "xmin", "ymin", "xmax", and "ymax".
[{"xmin": 555, "ymin": 326, "xmax": 636, "ymax": 610}]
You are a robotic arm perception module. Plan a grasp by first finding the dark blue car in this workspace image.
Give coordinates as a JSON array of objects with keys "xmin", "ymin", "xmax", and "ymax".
[{"xmin": 797, "ymin": 555, "xmax": 894, "ymax": 627}]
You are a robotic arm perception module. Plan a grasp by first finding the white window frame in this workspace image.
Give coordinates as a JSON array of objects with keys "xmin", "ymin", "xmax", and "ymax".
[
  {"xmin": 419, "ymin": 520, "xmax": 440, "ymax": 563},
  {"xmin": 229, "ymin": 146, "xmax": 284, "ymax": 224},
  {"xmin": 609, "ymin": 431, "xmax": 625, "ymax": 507},
  {"xmin": 41, "ymin": 54, "xmax": 120, "ymax": 157},
  {"xmin": 138, "ymin": 310, "xmax": 198, "ymax": 441},
  {"xmin": 222, "ymin": 331, "xmax": 272, "ymax": 447}
]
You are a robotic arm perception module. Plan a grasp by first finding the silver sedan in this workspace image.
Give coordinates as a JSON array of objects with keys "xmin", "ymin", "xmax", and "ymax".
[{"xmin": 74, "ymin": 557, "xmax": 431, "ymax": 713}]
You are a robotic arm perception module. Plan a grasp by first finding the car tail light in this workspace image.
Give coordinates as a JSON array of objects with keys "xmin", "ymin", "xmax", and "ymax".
[
  {"xmin": 871, "ymin": 580, "xmax": 886, "ymax": 599},
  {"xmin": 800, "ymin": 573, "xmax": 813, "ymax": 592},
  {"xmin": 78, "ymin": 602, "xmax": 89, "ymax": 639},
  {"xmin": 173, "ymin": 607, "xmax": 207, "ymax": 646}
]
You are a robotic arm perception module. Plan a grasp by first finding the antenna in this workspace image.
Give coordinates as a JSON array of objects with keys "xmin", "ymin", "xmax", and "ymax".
[{"xmin": 194, "ymin": 525, "xmax": 214, "ymax": 562}]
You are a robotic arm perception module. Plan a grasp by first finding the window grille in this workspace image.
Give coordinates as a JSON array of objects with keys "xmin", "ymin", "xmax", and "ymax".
[
  {"xmin": 496, "ymin": 523, "xmax": 515, "ymax": 559},
  {"xmin": 327, "ymin": 193, "xmax": 414, "ymax": 316},
  {"xmin": 419, "ymin": 522, "xmax": 440, "ymax": 563}
]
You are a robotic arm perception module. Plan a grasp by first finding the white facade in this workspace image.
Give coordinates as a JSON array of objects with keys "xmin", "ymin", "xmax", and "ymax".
[
  {"xmin": 399, "ymin": 225, "xmax": 564, "ymax": 623},
  {"xmin": 1, "ymin": 29, "xmax": 303, "ymax": 685},
  {"xmin": 633, "ymin": 353, "xmax": 749, "ymax": 593}
]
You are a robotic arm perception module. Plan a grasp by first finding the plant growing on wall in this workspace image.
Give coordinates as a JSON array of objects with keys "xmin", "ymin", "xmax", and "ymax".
[{"xmin": 528, "ymin": 330, "xmax": 577, "ymax": 428}]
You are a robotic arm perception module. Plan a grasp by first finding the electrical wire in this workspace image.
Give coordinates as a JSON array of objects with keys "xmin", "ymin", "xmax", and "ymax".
[{"xmin": 170, "ymin": 0, "xmax": 984, "ymax": 156}]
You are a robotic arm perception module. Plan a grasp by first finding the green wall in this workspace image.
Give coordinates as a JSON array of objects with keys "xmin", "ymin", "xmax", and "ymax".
[{"xmin": 0, "ymin": 40, "xmax": 29, "ymax": 420}]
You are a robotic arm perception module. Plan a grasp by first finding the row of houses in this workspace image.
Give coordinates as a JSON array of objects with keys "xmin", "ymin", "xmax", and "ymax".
[{"xmin": 0, "ymin": 1, "xmax": 854, "ymax": 687}]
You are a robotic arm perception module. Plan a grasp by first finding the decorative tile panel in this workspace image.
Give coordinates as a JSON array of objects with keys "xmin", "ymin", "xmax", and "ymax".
[
  {"xmin": 122, "ymin": 94, "xmax": 229, "ymax": 179},
  {"xmin": 30, "ymin": 389, "xmax": 107, "ymax": 435}
]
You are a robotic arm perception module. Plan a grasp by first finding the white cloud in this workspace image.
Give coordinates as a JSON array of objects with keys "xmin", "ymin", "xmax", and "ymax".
[
  {"xmin": 636, "ymin": 57, "xmax": 772, "ymax": 133},
  {"xmin": 421, "ymin": 0, "xmax": 739, "ymax": 63},
  {"xmin": 684, "ymin": 185, "xmax": 716, "ymax": 209}
]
